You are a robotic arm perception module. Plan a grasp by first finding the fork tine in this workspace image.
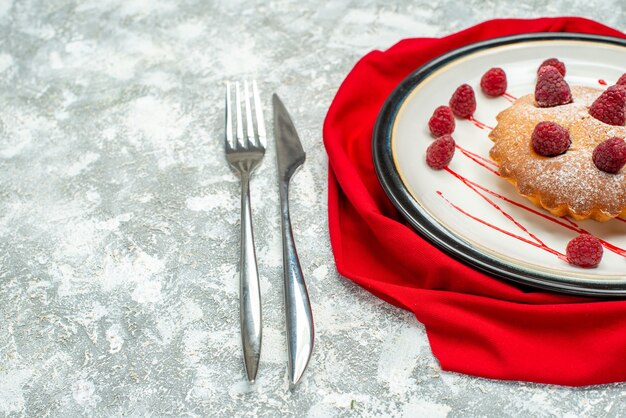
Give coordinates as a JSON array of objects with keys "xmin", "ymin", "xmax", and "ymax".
[
  {"xmin": 225, "ymin": 81, "xmax": 234, "ymax": 150},
  {"xmin": 252, "ymin": 80, "xmax": 266, "ymax": 149},
  {"xmin": 244, "ymin": 80, "xmax": 255, "ymax": 147},
  {"xmin": 235, "ymin": 82, "xmax": 244, "ymax": 148}
]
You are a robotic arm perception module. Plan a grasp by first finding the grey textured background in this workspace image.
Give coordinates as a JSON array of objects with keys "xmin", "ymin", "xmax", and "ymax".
[{"xmin": 0, "ymin": 1, "xmax": 625, "ymax": 417}]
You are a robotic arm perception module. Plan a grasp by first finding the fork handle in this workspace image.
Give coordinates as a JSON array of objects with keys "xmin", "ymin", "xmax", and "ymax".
[{"xmin": 239, "ymin": 173, "xmax": 262, "ymax": 382}]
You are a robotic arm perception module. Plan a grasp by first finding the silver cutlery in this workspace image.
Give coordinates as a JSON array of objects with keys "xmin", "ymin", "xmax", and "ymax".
[
  {"xmin": 273, "ymin": 93, "xmax": 314, "ymax": 387},
  {"xmin": 225, "ymin": 80, "xmax": 266, "ymax": 383}
]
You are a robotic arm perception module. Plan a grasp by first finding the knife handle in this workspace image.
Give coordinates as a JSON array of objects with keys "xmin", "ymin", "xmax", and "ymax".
[
  {"xmin": 280, "ymin": 182, "xmax": 314, "ymax": 387},
  {"xmin": 239, "ymin": 173, "xmax": 262, "ymax": 382}
]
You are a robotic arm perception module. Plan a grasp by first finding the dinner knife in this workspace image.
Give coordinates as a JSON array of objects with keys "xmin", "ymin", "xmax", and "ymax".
[{"xmin": 272, "ymin": 93, "xmax": 314, "ymax": 387}]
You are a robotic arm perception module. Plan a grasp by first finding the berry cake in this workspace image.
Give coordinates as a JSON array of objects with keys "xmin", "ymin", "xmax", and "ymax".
[{"xmin": 489, "ymin": 85, "xmax": 626, "ymax": 221}]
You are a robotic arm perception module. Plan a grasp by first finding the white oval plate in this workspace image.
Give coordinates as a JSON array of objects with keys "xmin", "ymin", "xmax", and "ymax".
[{"xmin": 373, "ymin": 33, "xmax": 626, "ymax": 296}]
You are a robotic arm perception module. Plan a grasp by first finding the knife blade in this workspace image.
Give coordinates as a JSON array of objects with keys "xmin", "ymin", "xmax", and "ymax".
[{"xmin": 272, "ymin": 93, "xmax": 314, "ymax": 387}]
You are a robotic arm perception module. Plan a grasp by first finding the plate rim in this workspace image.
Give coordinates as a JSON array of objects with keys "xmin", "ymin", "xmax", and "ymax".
[{"xmin": 372, "ymin": 32, "xmax": 626, "ymax": 297}]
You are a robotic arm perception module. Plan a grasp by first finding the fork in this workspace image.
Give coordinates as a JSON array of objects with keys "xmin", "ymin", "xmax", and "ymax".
[{"xmin": 225, "ymin": 80, "xmax": 266, "ymax": 383}]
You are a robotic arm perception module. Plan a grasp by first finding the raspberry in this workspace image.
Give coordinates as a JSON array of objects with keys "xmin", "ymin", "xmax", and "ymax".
[
  {"xmin": 428, "ymin": 106, "xmax": 455, "ymax": 137},
  {"xmin": 566, "ymin": 234, "xmax": 603, "ymax": 268},
  {"xmin": 537, "ymin": 66, "xmax": 553, "ymax": 77},
  {"xmin": 480, "ymin": 67, "xmax": 507, "ymax": 97},
  {"xmin": 531, "ymin": 121, "xmax": 570, "ymax": 156},
  {"xmin": 449, "ymin": 84, "xmax": 476, "ymax": 118},
  {"xmin": 537, "ymin": 58, "xmax": 566, "ymax": 76},
  {"xmin": 617, "ymin": 73, "xmax": 626, "ymax": 86},
  {"xmin": 426, "ymin": 134, "xmax": 455, "ymax": 169},
  {"xmin": 592, "ymin": 137, "xmax": 626, "ymax": 174},
  {"xmin": 589, "ymin": 85, "xmax": 626, "ymax": 126},
  {"xmin": 534, "ymin": 66, "xmax": 572, "ymax": 108}
]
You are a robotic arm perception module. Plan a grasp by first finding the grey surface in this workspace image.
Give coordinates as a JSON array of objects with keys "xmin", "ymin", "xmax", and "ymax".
[{"xmin": 0, "ymin": 1, "xmax": 625, "ymax": 417}]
